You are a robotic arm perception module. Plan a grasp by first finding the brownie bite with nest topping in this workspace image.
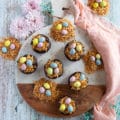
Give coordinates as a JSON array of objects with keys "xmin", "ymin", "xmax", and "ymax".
[
  {"xmin": 69, "ymin": 72, "xmax": 88, "ymax": 91},
  {"xmin": 17, "ymin": 54, "xmax": 37, "ymax": 74},
  {"xmin": 50, "ymin": 19, "xmax": 75, "ymax": 42},
  {"xmin": 59, "ymin": 96, "xmax": 76, "ymax": 114},
  {"xmin": 64, "ymin": 40, "xmax": 84, "ymax": 61},
  {"xmin": 31, "ymin": 34, "xmax": 51, "ymax": 53},
  {"xmin": 44, "ymin": 59, "xmax": 63, "ymax": 79}
]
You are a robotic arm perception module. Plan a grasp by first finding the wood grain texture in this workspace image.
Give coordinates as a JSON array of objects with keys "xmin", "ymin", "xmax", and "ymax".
[
  {"xmin": 0, "ymin": 0, "xmax": 120, "ymax": 120},
  {"xmin": 17, "ymin": 84, "xmax": 105, "ymax": 118}
]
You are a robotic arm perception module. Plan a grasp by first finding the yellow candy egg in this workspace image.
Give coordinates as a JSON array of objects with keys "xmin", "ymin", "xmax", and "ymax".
[
  {"xmin": 96, "ymin": 54, "xmax": 101, "ymax": 59},
  {"xmin": 59, "ymin": 104, "xmax": 66, "ymax": 112},
  {"xmin": 4, "ymin": 40, "xmax": 11, "ymax": 47},
  {"xmin": 43, "ymin": 83, "xmax": 50, "ymax": 89},
  {"xmin": 92, "ymin": 2, "xmax": 99, "ymax": 9},
  {"xmin": 33, "ymin": 38, "xmax": 38, "ymax": 46},
  {"xmin": 56, "ymin": 24, "xmax": 62, "ymax": 30},
  {"xmin": 19, "ymin": 57, "xmax": 27, "ymax": 64},
  {"xmin": 74, "ymin": 81, "xmax": 81, "ymax": 88},
  {"xmin": 76, "ymin": 45, "xmax": 82, "ymax": 52}
]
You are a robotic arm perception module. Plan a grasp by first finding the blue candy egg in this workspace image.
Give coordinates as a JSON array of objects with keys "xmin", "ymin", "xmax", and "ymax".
[
  {"xmin": 62, "ymin": 22, "xmax": 69, "ymax": 27},
  {"xmin": 45, "ymin": 90, "xmax": 51, "ymax": 96},
  {"xmin": 96, "ymin": 59, "xmax": 102, "ymax": 65},
  {"xmin": 70, "ymin": 48, "xmax": 76, "ymax": 55},
  {"xmin": 68, "ymin": 105, "xmax": 73, "ymax": 112},
  {"xmin": 26, "ymin": 60, "xmax": 33, "ymax": 66},
  {"xmin": 2, "ymin": 47, "xmax": 7, "ymax": 53},
  {"xmin": 80, "ymin": 73, "xmax": 86, "ymax": 80},
  {"xmin": 39, "ymin": 37, "xmax": 45, "ymax": 43},
  {"xmin": 50, "ymin": 62, "xmax": 58, "ymax": 68}
]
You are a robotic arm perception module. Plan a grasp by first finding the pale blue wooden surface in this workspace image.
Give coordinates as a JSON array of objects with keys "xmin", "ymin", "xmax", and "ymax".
[{"xmin": 0, "ymin": 0, "xmax": 120, "ymax": 120}]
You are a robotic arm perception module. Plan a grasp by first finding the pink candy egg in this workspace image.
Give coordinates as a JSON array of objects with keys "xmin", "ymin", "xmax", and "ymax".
[
  {"xmin": 61, "ymin": 30, "xmax": 68, "ymax": 35},
  {"xmin": 65, "ymin": 98, "xmax": 72, "ymax": 104},
  {"xmin": 10, "ymin": 44, "xmax": 16, "ymax": 50},
  {"xmin": 96, "ymin": 0, "xmax": 102, "ymax": 2},
  {"xmin": 90, "ymin": 56, "xmax": 96, "ymax": 61},
  {"xmin": 39, "ymin": 87, "xmax": 45, "ymax": 93},
  {"xmin": 70, "ymin": 76, "xmax": 76, "ymax": 82},
  {"xmin": 37, "ymin": 43, "xmax": 43, "ymax": 48},
  {"xmin": 70, "ymin": 43, "xmax": 76, "ymax": 49},
  {"xmin": 54, "ymin": 68, "xmax": 59, "ymax": 74},
  {"xmin": 20, "ymin": 64, "xmax": 27, "ymax": 71}
]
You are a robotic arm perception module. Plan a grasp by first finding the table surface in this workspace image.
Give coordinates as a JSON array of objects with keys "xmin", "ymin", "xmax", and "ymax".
[{"xmin": 0, "ymin": 0, "xmax": 120, "ymax": 120}]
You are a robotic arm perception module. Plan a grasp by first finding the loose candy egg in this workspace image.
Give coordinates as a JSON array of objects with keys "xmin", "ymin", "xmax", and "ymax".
[
  {"xmin": 4, "ymin": 40, "xmax": 11, "ymax": 47},
  {"xmin": 100, "ymin": 1, "xmax": 107, "ymax": 7},
  {"xmin": 10, "ymin": 44, "xmax": 16, "ymax": 50},
  {"xmin": 45, "ymin": 90, "xmax": 51, "ymax": 96},
  {"xmin": 19, "ymin": 57, "xmax": 27, "ymax": 64},
  {"xmin": 56, "ymin": 24, "xmax": 62, "ymax": 30},
  {"xmin": 37, "ymin": 42, "xmax": 43, "ymax": 48},
  {"xmin": 92, "ymin": 2, "xmax": 99, "ymax": 8},
  {"xmin": 96, "ymin": 59, "xmax": 102, "ymax": 65},
  {"xmin": 54, "ymin": 68, "xmax": 59, "ymax": 74},
  {"xmin": 43, "ymin": 83, "xmax": 50, "ymax": 89},
  {"xmin": 59, "ymin": 104, "xmax": 66, "ymax": 112},
  {"xmin": 68, "ymin": 105, "xmax": 73, "ymax": 112},
  {"xmin": 96, "ymin": 54, "xmax": 101, "ymax": 59},
  {"xmin": 62, "ymin": 22, "xmax": 69, "ymax": 27},
  {"xmin": 65, "ymin": 98, "xmax": 71, "ymax": 104},
  {"xmin": 39, "ymin": 87, "xmax": 45, "ymax": 93},
  {"xmin": 39, "ymin": 37, "xmax": 45, "ymax": 43},
  {"xmin": 76, "ymin": 44, "xmax": 82, "ymax": 52},
  {"xmin": 47, "ymin": 67, "xmax": 53, "ymax": 75},
  {"xmin": 2, "ymin": 47, "xmax": 7, "ymax": 53},
  {"xmin": 50, "ymin": 62, "xmax": 58, "ymax": 68},
  {"xmin": 20, "ymin": 64, "xmax": 27, "ymax": 71},
  {"xmin": 74, "ymin": 81, "xmax": 81, "ymax": 88},
  {"xmin": 80, "ymin": 73, "xmax": 86, "ymax": 80},
  {"xmin": 61, "ymin": 30, "xmax": 68, "ymax": 35},
  {"xmin": 26, "ymin": 60, "xmax": 33, "ymax": 66},
  {"xmin": 70, "ymin": 48, "xmax": 76, "ymax": 55},
  {"xmin": 33, "ymin": 38, "xmax": 38, "ymax": 46},
  {"xmin": 70, "ymin": 43, "xmax": 76, "ymax": 49},
  {"xmin": 90, "ymin": 56, "xmax": 96, "ymax": 61},
  {"xmin": 70, "ymin": 76, "xmax": 76, "ymax": 82}
]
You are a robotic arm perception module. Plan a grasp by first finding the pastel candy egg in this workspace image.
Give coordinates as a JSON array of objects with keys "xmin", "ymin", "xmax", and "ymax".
[
  {"xmin": 56, "ymin": 24, "xmax": 62, "ymax": 30},
  {"xmin": 61, "ymin": 30, "xmax": 68, "ymax": 35},
  {"xmin": 70, "ymin": 48, "xmax": 76, "ymax": 55},
  {"xmin": 70, "ymin": 43, "xmax": 76, "ymax": 49},
  {"xmin": 26, "ymin": 60, "xmax": 33, "ymax": 66},
  {"xmin": 96, "ymin": 59, "xmax": 102, "ymax": 65},
  {"xmin": 2, "ymin": 47, "xmax": 7, "ymax": 53},
  {"xmin": 43, "ymin": 83, "xmax": 50, "ymax": 89},
  {"xmin": 80, "ymin": 73, "xmax": 86, "ymax": 80},
  {"xmin": 10, "ymin": 44, "xmax": 16, "ymax": 50},
  {"xmin": 90, "ymin": 56, "xmax": 95, "ymax": 61},
  {"xmin": 59, "ymin": 104, "xmax": 66, "ymax": 112},
  {"xmin": 70, "ymin": 76, "xmax": 76, "ymax": 82},
  {"xmin": 65, "ymin": 98, "xmax": 71, "ymax": 104},
  {"xmin": 74, "ymin": 81, "xmax": 81, "ymax": 88},
  {"xmin": 100, "ymin": 1, "xmax": 107, "ymax": 7},
  {"xmin": 4, "ymin": 40, "xmax": 11, "ymax": 47},
  {"xmin": 45, "ymin": 90, "xmax": 51, "ymax": 96},
  {"xmin": 76, "ymin": 44, "xmax": 82, "ymax": 52},
  {"xmin": 37, "ymin": 42, "xmax": 43, "ymax": 48},
  {"xmin": 92, "ymin": 2, "xmax": 99, "ymax": 8},
  {"xmin": 96, "ymin": 54, "xmax": 101, "ymax": 59},
  {"xmin": 39, "ymin": 37, "xmax": 45, "ymax": 42},
  {"xmin": 68, "ymin": 105, "xmax": 73, "ymax": 112},
  {"xmin": 96, "ymin": 0, "xmax": 102, "ymax": 2},
  {"xmin": 39, "ymin": 87, "xmax": 45, "ymax": 93},
  {"xmin": 50, "ymin": 62, "xmax": 58, "ymax": 68},
  {"xmin": 20, "ymin": 64, "xmax": 27, "ymax": 71},
  {"xmin": 33, "ymin": 38, "xmax": 38, "ymax": 46},
  {"xmin": 19, "ymin": 57, "xmax": 27, "ymax": 64},
  {"xmin": 47, "ymin": 67, "xmax": 53, "ymax": 75},
  {"xmin": 62, "ymin": 22, "xmax": 69, "ymax": 27},
  {"xmin": 54, "ymin": 68, "xmax": 59, "ymax": 74}
]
